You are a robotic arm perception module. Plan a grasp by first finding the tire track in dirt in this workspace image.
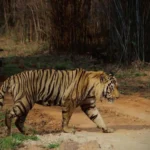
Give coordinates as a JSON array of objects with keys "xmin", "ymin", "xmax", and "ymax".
[{"xmin": 99, "ymin": 95, "xmax": 150, "ymax": 123}]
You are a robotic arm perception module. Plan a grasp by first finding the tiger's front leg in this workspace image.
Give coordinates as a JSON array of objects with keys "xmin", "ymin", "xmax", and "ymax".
[
  {"xmin": 62, "ymin": 100, "xmax": 76, "ymax": 133},
  {"xmin": 81, "ymin": 99, "xmax": 114, "ymax": 133}
]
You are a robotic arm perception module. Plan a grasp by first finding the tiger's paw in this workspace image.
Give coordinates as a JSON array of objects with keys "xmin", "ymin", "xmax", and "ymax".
[
  {"xmin": 6, "ymin": 129, "xmax": 12, "ymax": 136},
  {"xmin": 22, "ymin": 130, "xmax": 29, "ymax": 135},
  {"xmin": 102, "ymin": 127, "xmax": 114, "ymax": 133},
  {"xmin": 63, "ymin": 126, "xmax": 76, "ymax": 134},
  {"xmin": 22, "ymin": 129, "xmax": 35, "ymax": 135},
  {"xmin": 20, "ymin": 126, "xmax": 37, "ymax": 135}
]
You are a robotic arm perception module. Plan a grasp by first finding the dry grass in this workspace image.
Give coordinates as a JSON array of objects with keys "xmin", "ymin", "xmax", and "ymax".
[
  {"xmin": 0, "ymin": 37, "xmax": 46, "ymax": 57},
  {"xmin": 1, "ymin": 37, "xmax": 150, "ymax": 99}
]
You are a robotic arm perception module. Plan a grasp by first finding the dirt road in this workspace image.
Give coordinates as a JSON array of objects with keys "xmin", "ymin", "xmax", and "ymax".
[{"xmin": 1, "ymin": 94, "xmax": 150, "ymax": 150}]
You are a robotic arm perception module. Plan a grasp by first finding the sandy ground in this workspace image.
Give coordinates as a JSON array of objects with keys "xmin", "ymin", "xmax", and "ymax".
[{"xmin": 0, "ymin": 94, "xmax": 150, "ymax": 150}]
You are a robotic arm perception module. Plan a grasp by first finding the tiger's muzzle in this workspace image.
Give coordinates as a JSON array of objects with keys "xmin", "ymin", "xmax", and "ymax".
[{"xmin": 107, "ymin": 92, "xmax": 120, "ymax": 103}]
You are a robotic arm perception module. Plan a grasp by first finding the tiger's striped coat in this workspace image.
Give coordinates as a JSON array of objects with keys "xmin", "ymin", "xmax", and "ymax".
[{"xmin": 0, "ymin": 68, "xmax": 119, "ymax": 135}]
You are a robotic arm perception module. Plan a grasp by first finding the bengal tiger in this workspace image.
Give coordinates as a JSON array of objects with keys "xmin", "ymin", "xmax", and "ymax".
[{"xmin": 0, "ymin": 68, "xmax": 119, "ymax": 135}]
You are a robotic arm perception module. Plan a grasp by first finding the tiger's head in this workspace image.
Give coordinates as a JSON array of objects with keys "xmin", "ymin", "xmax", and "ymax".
[{"xmin": 100, "ymin": 73, "xmax": 119, "ymax": 103}]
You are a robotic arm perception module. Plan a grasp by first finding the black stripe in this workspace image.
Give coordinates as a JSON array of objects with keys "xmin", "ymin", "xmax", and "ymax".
[
  {"xmin": 38, "ymin": 71, "xmax": 44, "ymax": 93},
  {"xmin": 12, "ymin": 75, "xmax": 15, "ymax": 84},
  {"xmin": 64, "ymin": 70, "xmax": 69, "ymax": 85},
  {"xmin": 71, "ymin": 70, "xmax": 73, "ymax": 81},
  {"xmin": 19, "ymin": 101, "xmax": 27, "ymax": 114},
  {"xmin": 40, "ymin": 70, "xmax": 49, "ymax": 100},
  {"xmin": 62, "ymin": 71, "xmax": 67, "ymax": 89},
  {"xmin": 0, "ymin": 102, "xmax": 3, "ymax": 106},
  {"xmin": 59, "ymin": 71, "xmax": 63, "ymax": 86},
  {"xmin": 13, "ymin": 105, "xmax": 24, "ymax": 117},
  {"xmin": 87, "ymin": 96, "xmax": 95, "ymax": 99},
  {"xmin": 54, "ymin": 86, "xmax": 60, "ymax": 105},
  {"xmin": 55, "ymin": 71, "xmax": 59, "ymax": 84},
  {"xmin": 61, "ymin": 70, "xmax": 64, "ymax": 82},
  {"xmin": 1, "ymin": 85, "xmax": 5, "ymax": 93},
  {"xmin": 46, "ymin": 70, "xmax": 55, "ymax": 96},
  {"xmin": 15, "ymin": 93, "xmax": 24, "ymax": 102},
  {"xmin": 26, "ymin": 95, "xmax": 33, "ymax": 109},
  {"xmin": 81, "ymin": 104, "xmax": 95, "ymax": 111},
  {"xmin": 74, "ymin": 70, "xmax": 85, "ymax": 100},
  {"xmin": 32, "ymin": 71, "xmax": 36, "ymax": 101},
  {"xmin": 0, "ymin": 94, "xmax": 4, "ymax": 99},
  {"xmin": 67, "ymin": 71, "xmax": 70, "ymax": 82},
  {"xmin": 14, "ymin": 75, "xmax": 21, "ymax": 97},
  {"xmin": 29, "ymin": 71, "xmax": 33, "ymax": 98},
  {"xmin": 90, "ymin": 114, "xmax": 98, "ymax": 120},
  {"xmin": 74, "ymin": 69, "xmax": 78, "ymax": 78},
  {"xmin": 62, "ymin": 110, "xmax": 68, "ymax": 113},
  {"xmin": 25, "ymin": 77, "xmax": 31, "ymax": 100},
  {"xmin": 19, "ymin": 74, "xmax": 24, "ymax": 96},
  {"xmin": 12, "ymin": 86, "xmax": 15, "ymax": 94},
  {"xmin": 87, "ymin": 85, "xmax": 94, "ymax": 96},
  {"xmin": 25, "ymin": 71, "xmax": 30, "ymax": 80},
  {"xmin": 81, "ymin": 79, "xmax": 88, "ymax": 99},
  {"xmin": 39, "ymin": 70, "xmax": 49, "ymax": 97},
  {"xmin": 11, "ymin": 76, "xmax": 16, "ymax": 94},
  {"xmin": 35, "ymin": 70, "xmax": 40, "ymax": 93},
  {"xmin": 17, "ymin": 105, "xmax": 24, "ymax": 115},
  {"xmin": 54, "ymin": 71, "xmax": 63, "ymax": 105},
  {"xmin": 44, "ymin": 79, "xmax": 55, "ymax": 102},
  {"xmin": 17, "ymin": 74, "xmax": 21, "ymax": 84},
  {"xmin": 13, "ymin": 108, "xmax": 19, "ymax": 117}
]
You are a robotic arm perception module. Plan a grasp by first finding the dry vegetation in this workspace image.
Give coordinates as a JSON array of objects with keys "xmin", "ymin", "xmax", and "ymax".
[
  {"xmin": 0, "ymin": 0, "xmax": 150, "ymax": 64},
  {"xmin": 0, "ymin": 1, "xmax": 150, "ymax": 149}
]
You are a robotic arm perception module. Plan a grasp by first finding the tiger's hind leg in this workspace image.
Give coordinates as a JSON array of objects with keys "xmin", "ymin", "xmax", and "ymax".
[
  {"xmin": 62, "ymin": 100, "xmax": 75, "ymax": 133},
  {"xmin": 5, "ymin": 106, "xmax": 30, "ymax": 135},
  {"xmin": 5, "ymin": 107, "xmax": 25, "ymax": 136},
  {"xmin": 5, "ymin": 111, "xmax": 28, "ymax": 135},
  {"xmin": 5, "ymin": 97, "xmax": 33, "ymax": 135},
  {"xmin": 5, "ymin": 109, "xmax": 13, "ymax": 136},
  {"xmin": 15, "ymin": 114, "xmax": 27, "ymax": 135},
  {"xmin": 81, "ymin": 99, "xmax": 114, "ymax": 133}
]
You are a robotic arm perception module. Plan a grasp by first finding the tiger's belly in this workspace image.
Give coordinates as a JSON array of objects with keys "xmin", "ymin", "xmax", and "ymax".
[{"xmin": 36, "ymin": 99, "xmax": 61, "ymax": 106}]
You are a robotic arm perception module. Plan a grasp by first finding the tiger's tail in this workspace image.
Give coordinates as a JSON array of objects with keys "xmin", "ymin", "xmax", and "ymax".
[{"xmin": 0, "ymin": 78, "xmax": 10, "ymax": 109}]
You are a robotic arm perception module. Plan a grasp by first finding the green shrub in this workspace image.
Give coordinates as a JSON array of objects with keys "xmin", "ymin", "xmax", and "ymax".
[
  {"xmin": 47, "ymin": 142, "xmax": 60, "ymax": 149},
  {"xmin": 0, "ymin": 133, "xmax": 39, "ymax": 150}
]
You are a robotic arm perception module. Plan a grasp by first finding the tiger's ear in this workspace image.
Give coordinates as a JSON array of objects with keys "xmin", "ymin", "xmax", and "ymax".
[
  {"xmin": 109, "ymin": 71, "xmax": 114, "ymax": 77},
  {"xmin": 99, "ymin": 73, "xmax": 108, "ymax": 83}
]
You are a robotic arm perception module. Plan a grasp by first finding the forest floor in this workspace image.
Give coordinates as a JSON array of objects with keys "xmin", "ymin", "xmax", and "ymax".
[{"xmin": 0, "ymin": 38, "xmax": 150, "ymax": 149}]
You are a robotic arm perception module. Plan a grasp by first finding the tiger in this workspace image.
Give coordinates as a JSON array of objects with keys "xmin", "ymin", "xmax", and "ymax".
[{"xmin": 0, "ymin": 68, "xmax": 119, "ymax": 135}]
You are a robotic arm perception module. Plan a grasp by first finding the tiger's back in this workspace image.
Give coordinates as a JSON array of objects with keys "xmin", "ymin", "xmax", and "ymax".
[{"xmin": 6, "ymin": 69, "xmax": 82, "ymax": 106}]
